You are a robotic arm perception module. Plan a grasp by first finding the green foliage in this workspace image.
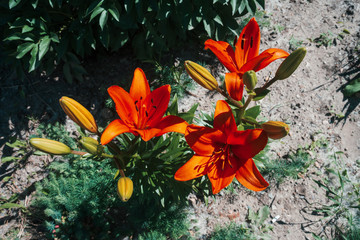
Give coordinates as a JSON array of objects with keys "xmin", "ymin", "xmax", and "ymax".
[
  {"xmin": 308, "ymin": 152, "xmax": 360, "ymax": 239},
  {"xmin": 259, "ymin": 148, "xmax": 315, "ymax": 184},
  {"xmin": 311, "ymin": 30, "xmax": 348, "ymax": 48},
  {"xmin": 153, "ymin": 62, "xmax": 194, "ymax": 98},
  {"xmin": 289, "ymin": 36, "xmax": 304, "ymax": 51},
  {"xmin": 1, "ymin": 0, "xmax": 264, "ymax": 81},
  {"xmin": 209, "ymin": 222, "xmax": 250, "ymax": 240},
  {"xmin": 209, "ymin": 206, "xmax": 272, "ymax": 240}
]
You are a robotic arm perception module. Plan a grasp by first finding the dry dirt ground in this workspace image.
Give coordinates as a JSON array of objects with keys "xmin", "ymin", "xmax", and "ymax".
[
  {"xmin": 1, "ymin": 0, "xmax": 360, "ymax": 239},
  {"xmin": 179, "ymin": 0, "xmax": 360, "ymax": 239}
]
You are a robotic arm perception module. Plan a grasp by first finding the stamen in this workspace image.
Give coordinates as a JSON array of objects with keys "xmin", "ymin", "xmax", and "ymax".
[
  {"xmin": 250, "ymin": 36, "xmax": 253, "ymax": 48},
  {"xmin": 135, "ymin": 105, "xmax": 139, "ymax": 112},
  {"xmin": 145, "ymin": 111, "xmax": 148, "ymax": 117},
  {"xmin": 241, "ymin": 39, "xmax": 245, "ymax": 50}
]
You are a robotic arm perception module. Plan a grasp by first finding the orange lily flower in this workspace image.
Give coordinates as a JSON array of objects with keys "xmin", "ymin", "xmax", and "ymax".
[
  {"xmin": 175, "ymin": 100, "xmax": 268, "ymax": 194},
  {"xmin": 101, "ymin": 68, "xmax": 188, "ymax": 144},
  {"xmin": 205, "ymin": 18, "xmax": 289, "ymax": 101}
]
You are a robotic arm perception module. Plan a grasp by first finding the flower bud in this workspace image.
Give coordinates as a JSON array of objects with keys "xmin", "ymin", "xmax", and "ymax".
[
  {"xmin": 59, "ymin": 96, "xmax": 98, "ymax": 133},
  {"xmin": 275, "ymin": 47, "xmax": 306, "ymax": 80},
  {"xmin": 80, "ymin": 137, "xmax": 101, "ymax": 155},
  {"xmin": 261, "ymin": 121, "xmax": 290, "ymax": 140},
  {"xmin": 30, "ymin": 138, "xmax": 72, "ymax": 155},
  {"xmin": 243, "ymin": 70, "xmax": 258, "ymax": 91},
  {"xmin": 185, "ymin": 60, "xmax": 218, "ymax": 91},
  {"xmin": 117, "ymin": 177, "xmax": 133, "ymax": 202}
]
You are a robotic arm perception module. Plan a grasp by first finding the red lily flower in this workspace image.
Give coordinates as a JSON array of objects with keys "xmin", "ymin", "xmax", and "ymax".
[
  {"xmin": 175, "ymin": 100, "xmax": 268, "ymax": 194},
  {"xmin": 101, "ymin": 68, "xmax": 188, "ymax": 144},
  {"xmin": 205, "ymin": 18, "xmax": 289, "ymax": 101}
]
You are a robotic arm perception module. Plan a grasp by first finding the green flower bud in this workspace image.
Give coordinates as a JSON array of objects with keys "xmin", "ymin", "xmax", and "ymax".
[
  {"xmin": 275, "ymin": 48, "xmax": 306, "ymax": 80},
  {"xmin": 30, "ymin": 138, "xmax": 72, "ymax": 155},
  {"xmin": 80, "ymin": 137, "xmax": 100, "ymax": 155},
  {"xmin": 243, "ymin": 70, "xmax": 258, "ymax": 91}
]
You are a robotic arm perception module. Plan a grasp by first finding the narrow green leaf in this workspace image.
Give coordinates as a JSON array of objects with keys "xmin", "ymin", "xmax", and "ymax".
[
  {"xmin": 108, "ymin": 4, "xmax": 120, "ymax": 22},
  {"xmin": 203, "ymin": 19, "xmax": 212, "ymax": 37},
  {"xmin": 1, "ymin": 156, "xmax": 20, "ymax": 163},
  {"xmin": 2, "ymin": 176, "xmax": 12, "ymax": 183},
  {"xmin": 4, "ymin": 33, "xmax": 22, "ymax": 41},
  {"xmin": 63, "ymin": 63, "xmax": 72, "ymax": 84},
  {"xmin": 0, "ymin": 202, "xmax": 25, "ymax": 210},
  {"xmin": 89, "ymin": 6, "xmax": 104, "ymax": 22},
  {"xmin": 214, "ymin": 15, "xmax": 223, "ymax": 26},
  {"xmin": 85, "ymin": 0, "xmax": 104, "ymax": 16},
  {"xmin": 39, "ymin": 36, "xmax": 51, "ymax": 60},
  {"xmin": 50, "ymin": 32, "xmax": 59, "ymax": 43},
  {"xmin": 29, "ymin": 43, "xmax": 39, "ymax": 72},
  {"xmin": 31, "ymin": 0, "xmax": 38, "ymax": 8},
  {"xmin": 253, "ymin": 88, "xmax": 270, "ymax": 101},
  {"xmin": 16, "ymin": 42, "xmax": 34, "ymax": 59},
  {"xmin": 99, "ymin": 10, "xmax": 108, "ymax": 30},
  {"xmin": 256, "ymin": 0, "xmax": 265, "ymax": 9}
]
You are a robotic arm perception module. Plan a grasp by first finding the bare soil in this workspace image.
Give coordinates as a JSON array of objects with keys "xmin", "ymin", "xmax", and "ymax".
[{"xmin": 1, "ymin": 0, "xmax": 359, "ymax": 239}]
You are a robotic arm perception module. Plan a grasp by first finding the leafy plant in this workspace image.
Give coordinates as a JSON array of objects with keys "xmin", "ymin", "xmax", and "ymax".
[
  {"xmin": 289, "ymin": 36, "xmax": 304, "ymax": 51},
  {"xmin": 209, "ymin": 222, "xmax": 251, "ymax": 240},
  {"xmin": 1, "ymin": 0, "xmax": 264, "ymax": 81},
  {"xmin": 307, "ymin": 152, "xmax": 360, "ymax": 238}
]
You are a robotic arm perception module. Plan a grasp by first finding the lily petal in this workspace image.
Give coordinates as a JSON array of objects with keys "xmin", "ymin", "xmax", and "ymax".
[
  {"xmin": 213, "ymin": 100, "xmax": 237, "ymax": 135},
  {"xmin": 235, "ymin": 17, "xmax": 260, "ymax": 68},
  {"xmin": 185, "ymin": 124, "xmax": 226, "ymax": 156},
  {"xmin": 207, "ymin": 155, "xmax": 238, "ymax": 194},
  {"xmin": 240, "ymin": 48, "xmax": 289, "ymax": 74},
  {"xmin": 228, "ymin": 129, "xmax": 268, "ymax": 160},
  {"xmin": 108, "ymin": 86, "xmax": 138, "ymax": 126},
  {"xmin": 154, "ymin": 115, "xmax": 188, "ymax": 136},
  {"xmin": 204, "ymin": 39, "xmax": 238, "ymax": 73},
  {"xmin": 101, "ymin": 119, "xmax": 131, "ymax": 145},
  {"xmin": 225, "ymin": 72, "xmax": 244, "ymax": 101},
  {"xmin": 174, "ymin": 155, "xmax": 209, "ymax": 181},
  {"xmin": 236, "ymin": 158, "xmax": 269, "ymax": 191},
  {"xmin": 145, "ymin": 85, "xmax": 171, "ymax": 126},
  {"xmin": 130, "ymin": 68, "xmax": 151, "ymax": 103}
]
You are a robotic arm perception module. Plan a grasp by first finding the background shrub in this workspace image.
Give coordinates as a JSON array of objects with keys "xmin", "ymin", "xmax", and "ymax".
[{"xmin": 0, "ymin": 0, "xmax": 264, "ymax": 82}]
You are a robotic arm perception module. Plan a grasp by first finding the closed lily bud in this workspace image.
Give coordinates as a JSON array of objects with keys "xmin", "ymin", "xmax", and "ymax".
[
  {"xmin": 243, "ymin": 70, "xmax": 258, "ymax": 91},
  {"xmin": 275, "ymin": 47, "xmax": 306, "ymax": 80},
  {"xmin": 261, "ymin": 121, "xmax": 290, "ymax": 140},
  {"xmin": 59, "ymin": 96, "xmax": 98, "ymax": 133},
  {"xmin": 185, "ymin": 60, "xmax": 218, "ymax": 91},
  {"xmin": 30, "ymin": 138, "xmax": 72, "ymax": 155},
  {"xmin": 80, "ymin": 137, "xmax": 100, "ymax": 155},
  {"xmin": 117, "ymin": 177, "xmax": 133, "ymax": 202}
]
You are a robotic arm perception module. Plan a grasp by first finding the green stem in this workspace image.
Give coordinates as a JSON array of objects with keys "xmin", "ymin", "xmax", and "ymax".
[
  {"xmin": 257, "ymin": 77, "xmax": 278, "ymax": 95},
  {"xmin": 216, "ymin": 86, "xmax": 244, "ymax": 109},
  {"xmin": 238, "ymin": 95, "xmax": 253, "ymax": 122}
]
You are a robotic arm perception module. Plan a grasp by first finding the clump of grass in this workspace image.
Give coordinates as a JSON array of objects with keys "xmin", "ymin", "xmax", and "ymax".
[{"xmin": 209, "ymin": 222, "xmax": 250, "ymax": 240}]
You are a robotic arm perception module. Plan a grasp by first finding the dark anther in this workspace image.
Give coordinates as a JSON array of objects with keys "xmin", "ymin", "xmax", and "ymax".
[
  {"xmin": 250, "ymin": 36, "xmax": 253, "ymax": 48},
  {"xmin": 151, "ymin": 98, "xmax": 153, "ymax": 104},
  {"xmin": 145, "ymin": 111, "xmax": 148, "ymax": 117},
  {"xmin": 241, "ymin": 39, "xmax": 245, "ymax": 50},
  {"xmin": 135, "ymin": 100, "xmax": 138, "ymax": 105},
  {"xmin": 135, "ymin": 105, "xmax": 139, "ymax": 112},
  {"xmin": 140, "ymin": 96, "xmax": 143, "ymax": 100},
  {"xmin": 153, "ymin": 106, "xmax": 157, "ymax": 109}
]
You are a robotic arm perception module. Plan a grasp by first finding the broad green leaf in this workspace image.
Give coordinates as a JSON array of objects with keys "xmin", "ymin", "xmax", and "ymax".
[
  {"xmin": 39, "ymin": 36, "xmax": 51, "ymax": 60},
  {"xmin": 4, "ymin": 33, "xmax": 22, "ymax": 41},
  {"xmin": 9, "ymin": 0, "xmax": 21, "ymax": 9},
  {"xmin": 238, "ymin": 1, "xmax": 246, "ymax": 14},
  {"xmin": 16, "ymin": 42, "xmax": 34, "ymax": 59},
  {"xmin": 256, "ymin": 0, "xmax": 265, "ymax": 9},
  {"xmin": 343, "ymin": 78, "xmax": 360, "ymax": 97},
  {"xmin": 244, "ymin": 105, "xmax": 261, "ymax": 119},
  {"xmin": 50, "ymin": 32, "xmax": 59, "ymax": 43},
  {"xmin": 108, "ymin": 4, "xmax": 120, "ymax": 22},
  {"xmin": 258, "ymin": 206, "xmax": 270, "ymax": 225},
  {"xmin": 214, "ymin": 15, "xmax": 223, "ymax": 26},
  {"xmin": 99, "ymin": 10, "xmax": 108, "ymax": 30},
  {"xmin": 22, "ymin": 25, "xmax": 34, "ymax": 34},
  {"xmin": 203, "ymin": 19, "xmax": 212, "ymax": 37},
  {"xmin": 29, "ymin": 43, "xmax": 39, "ymax": 72}
]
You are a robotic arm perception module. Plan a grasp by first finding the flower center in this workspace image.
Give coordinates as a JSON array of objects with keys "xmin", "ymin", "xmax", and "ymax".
[
  {"xmin": 210, "ymin": 144, "xmax": 234, "ymax": 171},
  {"xmin": 134, "ymin": 97, "xmax": 157, "ymax": 129}
]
